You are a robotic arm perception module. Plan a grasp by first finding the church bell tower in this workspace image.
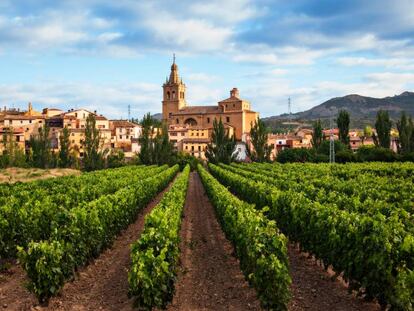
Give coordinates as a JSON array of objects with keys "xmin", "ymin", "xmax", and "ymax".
[{"xmin": 162, "ymin": 55, "xmax": 187, "ymax": 122}]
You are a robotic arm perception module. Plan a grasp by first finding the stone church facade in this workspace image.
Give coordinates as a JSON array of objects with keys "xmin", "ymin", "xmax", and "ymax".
[{"xmin": 162, "ymin": 59, "xmax": 258, "ymax": 158}]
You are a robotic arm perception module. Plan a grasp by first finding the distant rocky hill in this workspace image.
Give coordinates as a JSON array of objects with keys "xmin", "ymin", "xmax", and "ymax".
[{"xmin": 263, "ymin": 91, "xmax": 414, "ymax": 130}]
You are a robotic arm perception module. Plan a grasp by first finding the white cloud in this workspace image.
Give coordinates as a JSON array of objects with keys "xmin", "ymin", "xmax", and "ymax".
[
  {"xmin": 338, "ymin": 56, "xmax": 414, "ymax": 70},
  {"xmin": 0, "ymin": 82, "xmax": 161, "ymax": 119}
]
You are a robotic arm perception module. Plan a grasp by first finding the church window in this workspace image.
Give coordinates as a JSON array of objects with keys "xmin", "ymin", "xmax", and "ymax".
[
  {"xmin": 226, "ymin": 117, "xmax": 230, "ymax": 122},
  {"xmin": 207, "ymin": 117, "xmax": 210, "ymax": 123},
  {"xmin": 167, "ymin": 91, "xmax": 170, "ymax": 100},
  {"xmin": 184, "ymin": 118, "xmax": 197, "ymax": 126},
  {"xmin": 172, "ymin": 91, "xmax": 176, "ymax": 99}
]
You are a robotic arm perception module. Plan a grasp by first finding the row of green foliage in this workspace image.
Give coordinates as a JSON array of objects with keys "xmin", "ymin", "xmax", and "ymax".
[
  {"xmin": 199, "ymin": 164, "xmax": 291, "ymax": 310},
  {"xmin": 128, "ymin": 165, "xmax": 190, "ymax": 309},
  {"xmin": 0, "ymin": 165, "xmax": 164, "ymax": 260},
  {"xmin": 18, "ymin": 165, "xmax": 179, "ymax": 302},
  {"xmin": 227, "ymin": 163, "xmax": 414, "ymax": 216},
  {"xmin": 209, "ymin": 163, "xmax": 414, "ymax": 310}
]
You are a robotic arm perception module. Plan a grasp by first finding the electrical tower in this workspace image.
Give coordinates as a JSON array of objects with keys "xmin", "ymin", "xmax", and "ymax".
[
  {"xmin": 128, "ymin": 104, "xmax": 131, "ymax": 121},
  {"xmin": 288, "ymin": 97, "xmax": 292, "ymax": 117},
  {"xmin": 329, "ymin": 115, "xmax": 335, "ymax": 163}
]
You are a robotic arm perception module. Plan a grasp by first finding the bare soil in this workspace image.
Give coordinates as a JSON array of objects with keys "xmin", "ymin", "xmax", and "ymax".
[
  {"xmin": 0, "ymin": 179, "xmax": 174, "ymax": 311},
  {"xmin": 166, "ymin": 172, "xmax": 261, "ymax": 311},
  {"xmin": 0, "ymin": 168, "xmax": 80, "ymax": 183},
  {"xmin": 288, "ymin": 244, "xmax": 381, "ymax": 311}
]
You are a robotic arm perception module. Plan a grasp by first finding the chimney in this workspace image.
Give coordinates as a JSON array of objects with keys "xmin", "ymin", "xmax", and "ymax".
[{"xmin": 230, "ymin": 88, "xmax": 239, "ymax": 98}]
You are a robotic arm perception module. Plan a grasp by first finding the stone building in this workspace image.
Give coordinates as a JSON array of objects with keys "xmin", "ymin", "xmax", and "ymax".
[{"xmin": 162, "ymin": 59, "xmax": 258, "ymax": 158}]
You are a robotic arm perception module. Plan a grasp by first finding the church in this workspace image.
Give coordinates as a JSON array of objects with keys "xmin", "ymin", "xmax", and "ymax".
[{"xmin": 163, "ymin": 59, "xmax": 258, "ymax": 159}]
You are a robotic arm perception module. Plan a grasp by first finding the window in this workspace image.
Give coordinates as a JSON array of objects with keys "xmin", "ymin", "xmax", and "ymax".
[
  {"xmin": 185, "ymin": 146, "xmax": 188, "ymax": 150},
  {"xmin": 196, "ymin": 132, "xmax": 199, "ymax": 136},
  {"xmin": 278, "ymin": 141, "xmax": 282, "ymax": 145},
  {"xmin": 75, "ymin": 113, "xmax": 78, "ymax": 117},
  {"xmin": 207, "ymin": 117, "xmax": 210, "ymax": 123},
  {"xmin": 72, "ymin": 133, "xmax": 75, "ymax": 136},
  {"xmin": 26, "ymin": 128, "xmax": 29, "ymax": 131},
  {"xmin": 233, "ymin": 103, "xmax": 235, "ymax": 107},
  {"xmin": 191, "ymin": 146, "xmax": 194, "ymax": 151},
  {"xmin": 29, "ymin": 120, "xmax": 32, "ymax": 124},
  {"xmin": 20, "ymin": 121, "xmax": 23, "ymax": 124},
  {"xmin": 72, "ymin": 140, "xmax": 75, "ymax": 143},
  {"xmin": 176, "ymin": 118, "xmax": 179, "ymax": 124},
  {"xmin": 170, "ymin": 132, "xmax": 177, "ymax": 136},
  {"xmin": 226, "ymin": 117, "xmax": 230, "ymax": 122},
  {"xmin": 198, "ymin": 146, "xmax": 201, "ymax": 151},
  {"xmin": 167, "ymin": 91, "xmax": 171, "ymax": 100},
  {"xmin": 172, "ymin": 91, "xmax": 176, "ymax": 99},
  {"xmin": 119, "ymin": 135, "xmax": 123, "ymax": 139},
  {"xmin": 126, "ymin": 135, "xmax": 129, "ymax": 139},
  {"xmin": 83, "ymin": 113, "xmax": 86, "ymax": 119},
  {"xmin": 181, "ymin": 133, "xmax": 185, "ymax": 136}
]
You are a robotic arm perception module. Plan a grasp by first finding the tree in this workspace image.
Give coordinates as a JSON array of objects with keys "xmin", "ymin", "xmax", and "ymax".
[
  {"xmin": 337, "ymin": 110, "xmax": 350, "ymax": 146},
  {"xmin": 138, "ymin": 113, "xmax": 155, "ymax": 165},
  {"xmin": 205, "ymin": 118, "xmax": 236, "ymax": 164},
  {"xmin": 83, "ymin": 114, "xmax": 105, "ymax": 171},
  {"xmin": 0, "ymin": 128, "xmax": 26, "ymax": 168},
  {"xmin": 311, "ymin": 119, "xmax": 323, "ymax": 149},
  {"xmin": 58, "ymin": 126, "xmax": 72, "ymax": 168},
  {"xmin": 29, "ymin": 124, "xmax": 52, "ymax": 168},
  {"xmin": 396, "ymin": 112, "xmax": 413, "ymax": 154},
  {"xmin": 374, "ymin": 110, "xmax": 392, "ymax": 149},
  {"xmin": 107, "ymin": 149, "xmax": 126, "ymax": 168},
  {"xmin": 153, "ymin": 122, "xmax": 174, "ymax": 165},
  {"xmin": 249, "ymin": 118, "xmax": 272, "ymax": 162}
]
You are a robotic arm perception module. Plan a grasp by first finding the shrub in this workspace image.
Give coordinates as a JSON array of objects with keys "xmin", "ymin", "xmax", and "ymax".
[
  {"xmin": 276, "ymin": 148, "xmax": 315, "ymax": 163},
  {"xmin": 356, "ymin": 146, "xmax": 397, "ymax": 162},
  {"xmin": 335, "ymin": 150, "xmax": 357, "ymax": 163}
]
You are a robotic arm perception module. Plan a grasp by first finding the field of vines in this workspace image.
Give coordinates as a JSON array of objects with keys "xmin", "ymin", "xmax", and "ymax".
[
  {"xmin": 210, "ymin": 162, "xmax": 414, "ymax": 310},
  {"xmin": 1, "ymin": 162, "xmax": 413, "ymax": 311}
]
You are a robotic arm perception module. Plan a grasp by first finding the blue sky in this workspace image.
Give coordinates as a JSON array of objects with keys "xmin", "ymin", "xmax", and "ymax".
[{"xmin": 0, "ymin": 0, "xmax": 413, "ymax": 119}]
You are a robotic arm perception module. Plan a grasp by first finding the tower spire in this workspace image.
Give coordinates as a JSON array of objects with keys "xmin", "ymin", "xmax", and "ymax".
[{"xmin": 169, "ymin": 54, "xmax": 179, "ymax": 84}]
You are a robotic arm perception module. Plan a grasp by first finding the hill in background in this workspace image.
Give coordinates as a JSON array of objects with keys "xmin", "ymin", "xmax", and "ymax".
[{"xmin": 263, "ymin": 91, "xmax": 414, "ymax": 132}]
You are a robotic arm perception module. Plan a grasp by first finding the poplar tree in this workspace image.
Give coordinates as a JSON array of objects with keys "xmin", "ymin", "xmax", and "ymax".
[
  {"xmin": 374, "ymin": 110, "xmax": 392, "ymax": 149},
  {"xmin": 59, "ymin": 126, "xmax": 72, "ymax": 167},
  {"xmin": 205, "ymin": 118, "xmax": 236, "ymax": 164},
  {"xmin": 337, "ymin": 110, "xmax": 350, "ymax": 146},
  {"xmin": 396, "ymin": 112, "xmax": 413, "ymax": 154},
  {"xmin": 83, "ymin": 114, "xmax": 103, "ymax": 171},
  {"xmin": 250, "ymin": 118, "xmax": 272, "ymax": 162},
  {"xmin": 30, "ymin": 124, "xmax": 52, "ymax": 168},
  {"xmin": 311, "ymin": 119, "xmax": 323, "ymax": 149}
]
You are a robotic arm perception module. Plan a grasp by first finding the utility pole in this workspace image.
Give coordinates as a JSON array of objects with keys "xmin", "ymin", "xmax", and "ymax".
[{"xmin": 329, "ymin": 114, "xmax": 335, "ymax": 163}]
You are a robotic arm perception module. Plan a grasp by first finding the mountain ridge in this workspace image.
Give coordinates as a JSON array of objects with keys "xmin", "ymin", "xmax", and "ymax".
[{"xmin": 263, "ymin": 91, "xmax": 414, "ymax": 129}]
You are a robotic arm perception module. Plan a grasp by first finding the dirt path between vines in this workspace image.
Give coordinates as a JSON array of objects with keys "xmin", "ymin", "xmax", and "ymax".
[
  {"xmin": 288, "ymin": 244, "xmax": 381, "ymax": 311},
  {"xmin": 0, "ymin": 179, "xmax": 175, "ymax": 311},
  {"xmin": 166, "ymin": 172, "xmax": 261, "ymax": 311}
]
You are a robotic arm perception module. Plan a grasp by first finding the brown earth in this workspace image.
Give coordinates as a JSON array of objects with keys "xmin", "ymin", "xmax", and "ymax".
[
  {"xmin": 288, "ymin": 244, "xmax": 381, "ymax": 311},
  {"xmin": 0, "ymin": 178, "xmax": 174, "ymax": 311},
  {"xmin": 166, "ymin": 172, "xmax": 261, "ymax": 311},
  {"xmin": 0, "ymin": 168, "xmax": 80, "ymax": 183}
]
